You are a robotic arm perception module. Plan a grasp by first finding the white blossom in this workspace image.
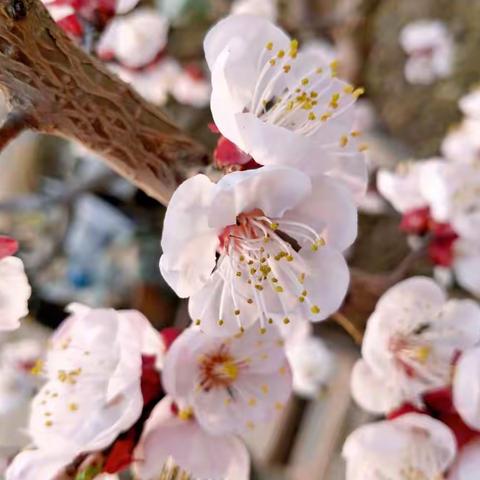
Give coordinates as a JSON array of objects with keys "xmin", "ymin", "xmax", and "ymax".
[{"xmin": 160, "ymin": 166, "xmax": 356, "ymax": 336}]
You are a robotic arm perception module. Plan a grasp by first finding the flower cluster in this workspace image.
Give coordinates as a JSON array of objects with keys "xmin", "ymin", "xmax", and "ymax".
[
  {"xmin": 378, "ymin": 87, "xmax": 480, "ymax": 297},
  {"xmin": 42, "ymin": 0, "xmax": 210, "ymax": 107},
  {"xmin": 345, "ymin": 276, "xmax": 480, "ymax": 479},
  {"xmin": 400, "ymin": 19, "xmax": 454, "ymax": 85},
  {"xmin": 5, "ymin": 11, "xmax": 371, "ymax": 480},
  {"xmin": 0, "ymin": 236, "xmax": 31, "ymax": 331}
]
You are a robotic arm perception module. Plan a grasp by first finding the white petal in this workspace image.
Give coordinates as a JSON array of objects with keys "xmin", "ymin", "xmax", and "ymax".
[
  {"xmin": 6, "ymin": 449, "xmax": 73, "ymax": 480},
  {"xmin": 160, "ymin": 174, "xmax": 219, "ymax": 298},
  {"xmin": 448, "ymin": 437, "xmax": 480, "ymax": 480},
  {"xmin": 204, "ymin": 14, "xmax": 288, "ymax": 73},
  {"xmin": 0, "ymin": 257, "xmax": 31, "ymax": 331},
  {"xmin": 134, "ymin": 397, "xmax": 250, "ymax": 480},
  {"xmin": 298, "ymin": 245, "xmax": 350, "ymax": 321},
  {"xmin": 454, "ymin": 347, "xmax": 480, "ymax": 430},
  {"xmin": 350, "ymin": 360, "xmax": 403, "ymax": 414},
  {"xmin": 97, "ymin": 9, "xmax": 169, "ymax": 69},
  {"xmin": 282, "ymin": 174, "xmax": 357, "ymax": 251},
  {"xmin": 208, "ymin": 166, "xmax": 312, "ymax": 229}
]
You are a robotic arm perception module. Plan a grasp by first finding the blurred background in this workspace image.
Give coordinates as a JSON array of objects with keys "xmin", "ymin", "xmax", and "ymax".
[{"xmin": 1, "ymin": 0, "xmax": 479, "ymax": 478}]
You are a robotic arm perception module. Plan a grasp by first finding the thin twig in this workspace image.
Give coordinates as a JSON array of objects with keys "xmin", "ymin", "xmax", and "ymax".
[
  {"xmin": 331, "ymin": 311, "xmax": 364, "ymax": 345},
  {"xmin": 388, "ymin": 244, "xmax": 428, "ymax": 285},
  {"xmin": 0, "ymin": 112, "xmax": 28, "ymax": 150}
]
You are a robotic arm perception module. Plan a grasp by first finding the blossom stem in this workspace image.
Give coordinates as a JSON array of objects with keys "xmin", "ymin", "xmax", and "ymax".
[{"xmin": 331, "ymin": 311, "xmax": 364, "ymax": 345}]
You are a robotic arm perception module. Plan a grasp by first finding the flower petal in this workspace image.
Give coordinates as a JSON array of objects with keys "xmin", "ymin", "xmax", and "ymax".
[{"xmin": 160, "ymin": 174, "xmax": 219, "ymax": 298}]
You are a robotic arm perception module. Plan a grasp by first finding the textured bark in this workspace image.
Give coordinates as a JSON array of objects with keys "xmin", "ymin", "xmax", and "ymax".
[{"xmin": 0, "ymin": 0, "xmax": 208, "ymax": 204}]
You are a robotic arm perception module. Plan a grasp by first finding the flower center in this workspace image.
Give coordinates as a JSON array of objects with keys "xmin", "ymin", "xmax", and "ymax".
[
  {"xmin": 208, "ymin": 209, "xmax": 325, "ymax": 332},
  {"xmin": 247, "ymin": 39, "xmax": 364, "ymax": 145},
  {"xmin": 197, "ymin": 345, "xmax": 246, "ymax": 392}
]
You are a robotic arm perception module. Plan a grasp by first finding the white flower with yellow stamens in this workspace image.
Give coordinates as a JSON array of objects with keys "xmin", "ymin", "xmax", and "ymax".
[
  {"xmin": 352, "ymin": 277, "xmax": 480, "ymax": 414},
  {"xmin": 161, "ymin": 324, "xmax": 291, "ymax": 435},
  {"xmin": 343, "ymin": 413, "xmax": 457, "ymax": 480},
  {"xmin": 204, "ymin": 15, "xmax": 368, "ymax": 196},
  {"xmin": 6, "ymin": 304, "xmax": 163, "ymax": 480},
  {"xmin": 134, "ymin": 396, "xmax": 250, "ymax": 480},
  {"xmin": 160, "ymin": 166, "xmax": 356, "ymax": 336}
]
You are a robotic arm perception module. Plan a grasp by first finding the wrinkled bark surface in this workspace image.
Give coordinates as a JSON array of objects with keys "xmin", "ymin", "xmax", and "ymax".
[{"xmin": 0, "ymin": 0, "xmax": 208, "ymax": 204}]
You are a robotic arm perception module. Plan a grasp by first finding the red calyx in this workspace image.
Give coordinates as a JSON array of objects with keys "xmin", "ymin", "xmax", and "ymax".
[
  {"xmin": 57, "ymin": 14, "xmax": 84, "ymax": 38},
  {"xmin": 423, "ymin": 387, "xmax": 480, "ymax": 449},
  {"xmin": 159, "ymin": 327, "xmax": 181, "ymax": 351},
  {"xmin": 400, "ymin": 207, "xmax": 431, "ymax": 236},
  {"xmin": 0, "ymin": 236, "xmax": 18, "ymax": 260}
]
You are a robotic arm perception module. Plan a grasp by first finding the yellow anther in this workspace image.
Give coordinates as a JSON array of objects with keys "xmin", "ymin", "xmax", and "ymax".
[
  {"xmin": 286, "ymin": 255, "xmax": 294, "ymax": 262},
  {"xmin": 271, "ymin": 277, "xmax": 278, "ymax": 283},
  {"xmin": 320, "ymin": 112, "xmax": 332, "ymax": 122},
  {"xmin": 234, "ymin": 309, "xmax": 240, "ymax": 316},
  {"xmin": 340, "ymin": 135, "xmax": 349, "ymax": 147},
  {"xmin": 269, "ymin": 59, "xmax": 276, "ymax": 66},
  {"xmin": 260, "ymin": 327, "xmax": 267, "ymax": 335},
  {"xmin": 343, "ymin": 85, "xmax": 354, "ymax": 94},
  {"xmin": 415, "ymin": 346, "xmax": 432, "ymax": 363},
  {"xmin": 275, "ymin": 402, "xmax": 284, "ymax": 411},
  {"xmin": 279, "ymin": 366, "xmax": 287, "ymax": 375},
  {"xmin": 298, "ymin": 296, "xmax": 305, "ymax": 303},
  {"xmin": 236, "ymin": 271, "xmax": 242, "ymax": 277},
  {"xmin": 302, "ymin": 290, "xmax": 308, "ymax": 296},
  {"xmin": 277, "ymin": 49, "xmax": 285, "ymax": 58},
  {"xmin": 222, "ymin": 361, "xmax": 239, "ymax": 380},
  {"xmin": 353, "ymin": 87, "xmax": 365, "ymax": 97},
  {"xmin": 255, "ymin": 284, "xmax": 264, "ymax": 291},
  {"xmin": 283, "ymin": 64, "xmax": 291, "ymax": 73},
  {"xmin": 31, "ymin": 359, "xmax": 44, "ymax": 376},
  {"xmin": 178, "ymin": 407, "xmax": 194, "ymax": 421},
  {"xmin": 310, "ymin": 91, "xmax": 318, "ymax": 98},
  {"xmin": 276, "ymin": 339, "xmax": 285, "ymax": 347},
  {"xmin": 298, "ymin": 273, "xmax": 305, "ymax": 284},
  {"xmin": 250, "ymin": 268, "xmax": 257, "ymax": 275},
  {"xmin": 301, "ymin": 78, "xmax": 309, "ymax": 86},
  {"xmin": 248, "ymin": 398, "xmax": 257, "ymax": 406},
  {"xmin": 247, "ymin": 298, "xmax": 254, "ymax": 304},
  {"xmin": 246, "ymin": 420, "xmax": 255, "ymax": 430},
  {"xmin": 330, "ymin": 59, "xmax": 339, "ymax": 76},
  {"xmin": 283, "ymin": 317, "xmax": 290, "ymax": 325},
  {"xmin": 218, "ymin": 319, "xmax": 224, "ymax": 326},
  {"xmin": 329, "ymin": 92, "xmax": 340, "ymax": 109},
  {"xmin": 261, "ymin": 384, "xmax": 270, "ymax": 394},
  {"xmin": 224, "ymin": 398, "xmax": 232, "ymax": 406},
  {"xmin": 68, "ymin": 403, "xmax": 78, "ymax": 412},
  {"xmin": 194, "ymin": 319, "xmax": 201, "ymax": 326},
  {"xmin": 311, "ymin": 305, "xmax": 321, "ymax": 315},
  {"xmin": 268, "ymin": 318, "xmax": 274, "ymax": 324},
  {"xmin": 358, "ymin": 143, "xmax": 369, "ymax": 152},
  {"xmin": 45, "ymin": 420, "xmax": 53, "ymax": 427},
  {"xmin": 275, "ymin": 286, "xmax": 284, "ymax": 293},
  {"xmin": 289, "ymin": 39, "xmax": 299, "ymax": 57},
  {"xmin": 239, "ymin": 255, "xmax": 245, "ymax": 262},
  {"xmin": 351, "ymin": 130, "xmax": 362, "ymax": 137},
  {"xmin": 316, "ymin": 67, "xmax": 323, "ymax": 74},
  {"xmin": 308, "ymin": 112, "xmax": 316, "ymax": 121},
  {"xmin": 266, "ymin": 41, "xmax": 273, "ymax": 50}
]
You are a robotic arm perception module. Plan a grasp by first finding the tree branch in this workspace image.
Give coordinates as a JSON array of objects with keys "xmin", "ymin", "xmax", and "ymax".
[
  {"xmin": 0, "ymin": 0, "xmax": 209, "ymax": 205},
  {"xmin": 0, "ymin": 111, "xmax": 28, "ymax": 149}
]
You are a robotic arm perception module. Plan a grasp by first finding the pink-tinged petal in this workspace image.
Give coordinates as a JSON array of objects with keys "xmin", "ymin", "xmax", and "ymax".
[
  {"xmin": 454, "ymin": 240, "xmax": 480, "ymax": 298},
  {"xmin": 448, "ymin": 438, "xmax": 480, "ymax": 480},
  {"xmin": 134, "ymin": 397, "xmax": 250, "ymax": 480},
  {"xmin": 115, "ymin": 0, "xmax": 139, "ymax": 14},
  {"xmin": 208, "ymin": 166, "xmax": 312, "ymax": 229},
  {"xmin": 454, "ymin": 347, "xmax": 480, "ymax": 430},
  {"xmin": 377, "ymin": 162, "xmax": 429, "ymax": 213},
  {"xmin": 0, "ymin": 257, "xmax": 31, "ymax": 331},
  {"xmin": 204, "ymin": 14, "xmax": 288, "ymax": 75},
  {"xmin": 6, "ymin": 449, "xmax": 73, "ymax": 480},
  {"xmin": 282, "ymin": 174, "xmax": 357, "ymax": 251},
  {"xmin": 0, "ymin": 236, "xmax": 18, "ymax": 259},
  {"xmin": 343, "ymin": 414, "xmax": 457, "ymax": 480},
  {"xmin": 350, "ymin": 360, "xmax": 403, "ymax": 414},
  {"xmin": 297, "ymin": 245, "xmax": 350, "ymax": 321},
  {"xmin": 373, "ymin": 276, "xmax": 446, "ymax": 314},
  {"xmin": 96, "ymin": 9, "xmax": 169, "ymax": 69},
  {"xmin": 160, "ymin": 174, "xmax": 219, "ymax": 298}
]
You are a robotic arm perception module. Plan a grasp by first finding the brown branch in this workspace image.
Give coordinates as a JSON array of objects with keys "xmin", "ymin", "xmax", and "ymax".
[
  {"xmin": 0, "ymin": 111, "xmax": 28, "ymax": 149},
  {"xmin": 331, "ymin": 311, "xmax": 364, "ymax": 345},
  {"xmin": 0, "ymin": 0, "xmax": 209, "ymax": 205}
]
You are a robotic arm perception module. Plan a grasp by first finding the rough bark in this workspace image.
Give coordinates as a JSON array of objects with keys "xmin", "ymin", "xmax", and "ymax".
[{"xmin": 0, "ymin": 0, "xmax": 208, "ymax": 205}]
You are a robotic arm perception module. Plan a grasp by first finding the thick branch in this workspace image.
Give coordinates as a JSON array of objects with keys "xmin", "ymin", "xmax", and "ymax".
[{"xmin": 0, "ymin": 0, "xmax": 208, "ymax": 205}]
